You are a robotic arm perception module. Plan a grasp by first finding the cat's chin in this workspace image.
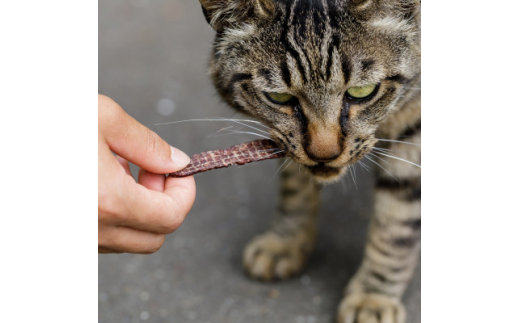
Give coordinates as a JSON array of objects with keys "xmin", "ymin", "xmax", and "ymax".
[{"xmin": 306, "ymin": 164, "xmax": 347, "ymax": 184}]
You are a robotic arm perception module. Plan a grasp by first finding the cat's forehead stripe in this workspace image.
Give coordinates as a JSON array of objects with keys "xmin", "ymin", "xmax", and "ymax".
[
  {"xmin": 280, "ymin": 61, "xmax": 292, "ymax": 88},
  {"xmin": 279, "ymin": 0, "xmax": 350, "ymax": 88}
]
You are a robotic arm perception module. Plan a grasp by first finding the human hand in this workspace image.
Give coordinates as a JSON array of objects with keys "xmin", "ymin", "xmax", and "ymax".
[{"xmin": 98, "ymin": 94, "xmax": 196, "ymax": 254}]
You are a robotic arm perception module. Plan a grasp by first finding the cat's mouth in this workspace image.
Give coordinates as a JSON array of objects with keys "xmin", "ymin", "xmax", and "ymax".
[
  {"xmin": 270, "ymin": 135, "xmax": 350, "ymax": 182},
  {"xmin": 306, "ymin": 163, "xmax": 345, "ymax": 182}
]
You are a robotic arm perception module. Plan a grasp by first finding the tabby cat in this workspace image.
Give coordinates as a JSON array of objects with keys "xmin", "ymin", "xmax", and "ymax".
[{"xmin": 198, "ymin": 1, "xmax": 421, "ymax": 322}]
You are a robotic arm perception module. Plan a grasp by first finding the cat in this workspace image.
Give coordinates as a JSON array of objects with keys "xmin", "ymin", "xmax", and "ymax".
[{"xmin": 198, "ymin": 1, "xmax": 421, "ymax": 322}]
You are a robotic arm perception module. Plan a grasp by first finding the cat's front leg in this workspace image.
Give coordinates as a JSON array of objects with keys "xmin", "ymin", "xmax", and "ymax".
[
  {"xmin": 338, "ymin": 134, "xmax": 421, "ymax": 323},
  {"xmin": 243, "ymin": 161, "xmax": 320, "ymax": 281}
]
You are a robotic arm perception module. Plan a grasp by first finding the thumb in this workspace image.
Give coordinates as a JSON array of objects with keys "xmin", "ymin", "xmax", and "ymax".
[{"xmin": 99, "ymin": 95, "xmax": 191, "ymax": 174}]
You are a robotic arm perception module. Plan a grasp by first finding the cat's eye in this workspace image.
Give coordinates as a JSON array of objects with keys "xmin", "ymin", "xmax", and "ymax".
[
  {"xmin": 346, "ymin": 84, "xmax": 377, "ymax": 99},
  {"xmin": 265, "ymin": 92, "xmax": 294, "ymax": 105}
]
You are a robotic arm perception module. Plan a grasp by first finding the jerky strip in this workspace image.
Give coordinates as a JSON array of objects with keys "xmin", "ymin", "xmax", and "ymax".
[{"xmin": 170, "ymin": 139, "xmax": 285, "ymax": 177}]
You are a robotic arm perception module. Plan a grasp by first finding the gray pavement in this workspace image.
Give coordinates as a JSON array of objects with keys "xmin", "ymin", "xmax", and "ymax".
[{"xmin": 98, "ymin": 1, "xmax": 420, "ymax": 322}]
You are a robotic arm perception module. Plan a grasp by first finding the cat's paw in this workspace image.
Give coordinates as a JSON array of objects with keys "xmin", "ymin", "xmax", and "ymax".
[
  {"xmin": 242, "ymin": 231, "xmax": 313, "ymax": 281},
  {"xmin": 337, "ymin": 293, "xmax": 406, "ymax": 323}
]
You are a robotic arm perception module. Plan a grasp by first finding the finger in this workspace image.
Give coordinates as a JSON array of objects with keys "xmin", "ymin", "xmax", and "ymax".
[
  {"xmin": 163, "ymin": 175, "xmax": 196, "ymax": 222},
  {"xmin": 98, "ymin": 225, "xmax": 166, "ymax": 254},
  {"xmin": 138, "ymin": 169, "xmax": 166, "ymax": 192},
  {"xmin": 98, "ymin": 94, "xmax": 191, "ymax": 174},
  {"xmin": 111, "ymin": 175, "xmax": 196, "ymax": 234},
  {"xmin": 116, "ymin": 155, "xmax": 132, "ymax": 176},
  {"xmin": 98, "ymin": 246, "xmax": 121, "ymax": 254}
]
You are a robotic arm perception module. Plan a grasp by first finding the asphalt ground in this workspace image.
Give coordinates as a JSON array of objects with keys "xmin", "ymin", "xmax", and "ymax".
[{"xmin": 98, "ymin": 1, "xmax": 421, "ymax": 322}]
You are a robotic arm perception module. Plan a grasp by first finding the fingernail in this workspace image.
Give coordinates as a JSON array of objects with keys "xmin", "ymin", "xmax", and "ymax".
[{"xmin": 170, "ymin": 146, "xmax": 191, "ymax": 167}]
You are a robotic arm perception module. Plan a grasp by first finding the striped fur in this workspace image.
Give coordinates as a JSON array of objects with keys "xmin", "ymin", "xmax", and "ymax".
[{"xmin": 199, "ymin": 1, "xmax": 420, "ymax": 322}]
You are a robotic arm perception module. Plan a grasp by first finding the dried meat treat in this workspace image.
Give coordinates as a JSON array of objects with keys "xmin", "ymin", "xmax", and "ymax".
[{"xmin": 169, "ymin": 139, "xmax": 285, "ymax": 177}]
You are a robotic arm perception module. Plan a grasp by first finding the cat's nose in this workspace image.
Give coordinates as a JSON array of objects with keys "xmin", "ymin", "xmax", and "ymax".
[
  {"xmin": 306, "ymin": 150, "xmax": 341, "ymax": 163},
  {"xmin": 304, "ymin": 125, "xmax": 342, "ymax": 163}
]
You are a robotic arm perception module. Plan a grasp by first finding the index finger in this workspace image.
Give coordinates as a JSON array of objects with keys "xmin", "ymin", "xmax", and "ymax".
[{"xmin": 99, "ymin": 95, "xmax": 190, "ymax": 174}]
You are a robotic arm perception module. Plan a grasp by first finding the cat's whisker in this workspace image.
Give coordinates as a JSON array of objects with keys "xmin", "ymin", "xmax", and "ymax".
[
  {"xmin": 154, "ymin": 117, "xmax": 270, "ymax": 129},
  {"xmin": 208, "ymin": 129, "xmax": 273, "ymax": 140},
  {"xmin": 226, "ymin": 130, "xmax": 272, "ymax": 139},
  {"xmin": 371, "ymin": 147, "xmax": 394, "ymax": 154},
  {"xmin": 280, "ymin": 160, "xmax": 293, "ymax": 174},
  {"xmin": 371, "ymin": 146, "xmax": 392, "ymax": 152},
  {"xmin": 204, "ymin": 119, "xmax": 271, "ymax": 136},
  {"xmin": 372, "ymin": 151, "xmax": 421, "ymax": 168},
  {"xmin": 207, "ymin": 125, "xmax": 235, "ymax": 137},
  {"xmin": 271, "ymin": 158, "xmax": 290, "ymax": 181},
  {"xmin": 348, "ymin": 165, "xmax": 358, "ymax": 190},
  {"xmin": 357, "ymin": 160, "xmax": 371, "ymax": 172},
  {"xmin": 365, "ymin": 154, "xmax": 399, "ymax": 182},
  {"xmin": 258, "ymin": 150, "xmax": 286, "ymax": 159},
  {"xmin": 376, "ymin": 138, "xmax": 421, "ymax": 146},
  {"xmin": 216, "ymin": 126, "xmax": 234, "ymax": 133},
  {"xmin": 366, "ymin": 152, "xmax": 392, "ymax": 166},
  {"xmin": 227, "ymin": 120, "xmax": 271, "ymax": 134},
  {"xmin": 372, "ymin": 146, "xmax": 405, "ymax": 157}
]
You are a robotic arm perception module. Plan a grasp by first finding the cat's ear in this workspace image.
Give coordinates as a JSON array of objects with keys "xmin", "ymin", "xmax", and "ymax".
[
  {"xmin": 348, "ymin": 0, "xmax": 420, "ymax": 21},
  {"xmin": 199, "ymin": 0, "xmax": 275, "ymax": 32}
]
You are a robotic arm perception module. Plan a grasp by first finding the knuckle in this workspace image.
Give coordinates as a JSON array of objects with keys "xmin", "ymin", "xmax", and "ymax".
[
  {"xmin": 97, "ymin": 233, "xmax": 112, "ymax": 250},
  {"xmin": 98, "ymin": 94, "xmax": 114, "ymax": 108},
  {"xmin": 163, "ymin": 214, "xmax": 182, "ymax": 234},
  {"xmin": 98, "ymin": 94, "xmax": 114, "ymax": 107},
  {"xmin": 144, "ymin": 235, "xmax": 165, "ymax": 254},
  {"xmin": 98, "ymin": 189, "xmax": 125, "ymax": 221},
  {"xmin": 98, "ymin": 95, "xmax": 120, "ymax": 118},
  {"xmin": 162, "ymin": 199, "xmax": 186, "ymax": 233},
  {"xmin": 148, "ymin": 196, "xmax": 182, "ymax": 234}
]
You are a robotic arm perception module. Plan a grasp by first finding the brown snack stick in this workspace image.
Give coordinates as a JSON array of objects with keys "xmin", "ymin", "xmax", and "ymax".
[{"xmin": 169, "ymin": 139, "xmax": 286, "ymax": 177}]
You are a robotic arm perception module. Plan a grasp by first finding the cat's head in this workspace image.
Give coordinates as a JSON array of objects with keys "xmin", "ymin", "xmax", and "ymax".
[{"xmin": 199, "ymin": 0, "xmax": 420, "ymax": 183}]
